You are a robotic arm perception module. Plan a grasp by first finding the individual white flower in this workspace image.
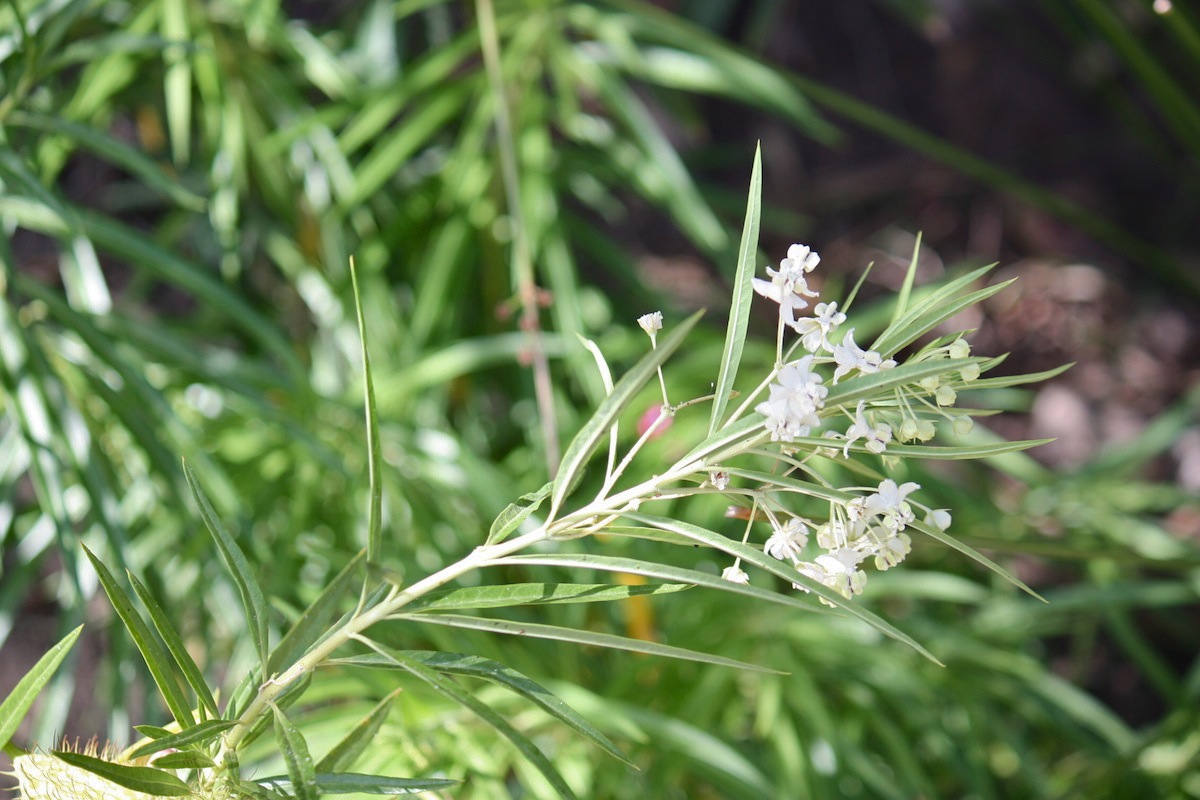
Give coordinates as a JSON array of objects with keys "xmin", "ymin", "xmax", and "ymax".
[
  {"xmin": 753, "ymin": 245, "xmax": 821, "ymax": 331},
  {"xmin": 831, "ymin": 329, "xmax": 896, "ymax": 383},
  {"xmin": 959, "ymin": 362, "xmax": 981, "ymax": 381},
  {"xmin": 948, "ymin": 338, "xmax": 971, "ymax": 359},
  {"xmin": 793, "ymin": 301, "xmax": 846, "ymax": 353},
  {"xmin": 721, "ymin": 564, "xmax": 750, "ymax": 584},
  {"xmin": 925, "ymin": 508, "xmax": 952, "ymax": 531},
  {"xmin": 781, "ymin": 243, "xmax": 822, "ymax": 274},
  {"xmin": 843, "ymin": 400, "xmax": 892, "ymax": 457},
  {"xmin": 756, "ymin": 356, "xmax": 827, "ymax": 442},
  {"xmin": 637, "ymin": 311, "xmax": 663, "ymax": 342},
  {"xmin": 709, "ymin": 469, "xmax": 730, "ymax": 491},
  {"xmin": 863, "ymin": 478, "xmax": 920, "ymax": 530},
  {"xmin": 765, "ymin": 516, "xmax": 810, "ymax": 562},
  {"xmin": 953, "ymin": 415, "xmax": 974, "ymax": 436},
  {"xmin": 796, "ymin": 548, "xmax": 868, "ymax": 600},
  {"xmin": 873, "ymin": 532, "xmax": 912, "ymax": 570}
]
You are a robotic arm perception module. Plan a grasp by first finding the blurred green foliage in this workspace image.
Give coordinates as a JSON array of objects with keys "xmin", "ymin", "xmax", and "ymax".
[{"xmin": 1, "ymin": 0, "xmax": 1198, "ymax": 797}]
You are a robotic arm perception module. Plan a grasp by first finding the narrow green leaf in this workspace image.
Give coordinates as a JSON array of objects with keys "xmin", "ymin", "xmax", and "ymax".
[
  {"xmin": 824, "ymin": 359, "xmax": 984, "ymax": 410},
  {"xmin": 183, "ymin": 460, "xmax": 271, "ymax": 674},
  {"xmin": 268, "ymin": 551, "xmax": 366, "ymax": 675},
  {"xmin": 551, "ymin": 309, "xmax": 703, "ymax": 517},
  {"xmin": 129, "ymin": 720, "xmax": 236, "ymax": 759},
  {"xmin": 624, "ymin": 513, "xmax": 942, "ymax": 664},
  {"xmin": 961, "ymin": 362, "xmax": 1073, "ymax": 391},
  {"xmin": 337, "ymin": 651, "xmax": 629, "ymax": 766},
  {"xmin": 490, "ymin": 554, "xmax": 821, "ymax": 618},
  {"xmin": 260, "ymin": 773, "xmax": 458, "ymax": 795},
  {"xmin": 0, "ymin": 625, "xmax": 81, "ymax": 750},
  {"xmin": 710, "ymin": 144, "xmax": 762, "ymax": 436},
  {"xmin": 908, "ymin": 519, "xmax": 1044, "ymax": 600},
  {"xmin": 272, "ymin": 705, "xmax": 317, "ymax": 800},
  {"xmin": 395, "ymin": 613, "xmax": 782, "ymax": 673},
  {"xmin": 353, "ymin": 639, "xmax": 579, "ymax": 800},
  {"xmin": 890, "ymin": 232, "xmax": 923, "ymax": 326},
  {"xmin": 81, "ymin": 546, "xmax": 194, "ymax": 727},
  {"xmin": 315, "ymin": 690, "xmax": 401, "ymax": 773},
  {"xmin": 406, "ymin": 581, "xmax": 690, "ymax": 612},
  {"xmin": 127, "ymin": 573, "xmax": 220, "ymax": 718},
  {"xmin": 878, "ymin": 438, "xmax": 1055, "ymax": 460},
  {"xmin": 487, "ymin": 481, "xmax": 552, "ymax": 546},
  {"xmin": 133, "ymin": 725, "xmax": 174, "ymax": 740},
  {"xmin": 349, "ymin": 259, "xmax": 383, "ymax": 563},
  {"xmin": 150, "ymin": 751, "xmax": 216, "ymax": 770},
  {"xmin": 7, "ymin": 112, "xmax": 206, "ymax": 210},
  {"xmin": 51, "ymin": 751, "xmax": 192, "ymax": 796}
]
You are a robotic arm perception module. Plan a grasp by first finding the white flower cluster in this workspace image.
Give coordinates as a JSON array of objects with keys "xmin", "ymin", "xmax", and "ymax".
[
  {"xmin": 753, "ymin": 480, "xmax": 952, "ymax": 603},
  {"xmin": 715, "ymin": 243, "xmax": 974, "ymax": 600},
  {"xmin": 751, "ymin": 244, "xmax": 896, "ymax": 446}
]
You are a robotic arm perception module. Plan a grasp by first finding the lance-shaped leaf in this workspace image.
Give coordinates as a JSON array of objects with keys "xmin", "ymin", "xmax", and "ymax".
[
  {"xmin": 550, "ymin": 309, "xmax": 703, "ymax": 518},
  {"xmin": 405, "ymin": 581, "xmax": 691, "ymax": 612},
  {"xmin": 272, "ymin": 704, "xmax": 317, "ymax": 800},
  {"xmin": 128, "ymin": 572, "xmax": 220, "ymax": 719},
  {"xmin": 393, "ymin": 612, "xmax": 781, "ymax": 673},
  {"xmin": 709, "ymin": 144, "xmax": 761, "ymax": 436},
  {"xmin": 907, "ymin": 519, "xmax": 1045, "ymax": 600},
  {"xmin": 489, "ymin": 554, "xmax": 821, "ymax": 617},
  {"xmin": 268, "ymin": 551, "xmax": 366, "ymax": 675},
  {"xmin": 184, "ymin": 460, "xmax": 271, "ymax": 674},
  {"xmin": 334, "ymin": 651, "xmax": 629, "ymax": 766},
  {"xmin": 258, "ymin": 773, "xmax": 458, "ymax": 795},
  {"xmin": 129, "ymin": 720, "xmax": 236, "ymax": 759},
  {"xmin": 0, "ymin": 626, "xmax": 81, "ymax": 751},
  {"xmin": 49, "ymin": 751, "xmax": 192, "ymax": 797},
  {"xmin": 487, "ymin": 481, "xmax": 552, "ymax": 546},
  {"xmin": 353, "ymin": 638, "xmax": 579, "ymax": 800},
  {"xmin": 315, "ymin": 690, "xmax": 401, "ymax": 773},
  {"xmin": 82, "ymin": 546, "xmax": 193, "ymax": 727}
]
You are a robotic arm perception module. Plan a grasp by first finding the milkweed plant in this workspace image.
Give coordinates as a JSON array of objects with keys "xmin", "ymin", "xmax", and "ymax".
[{"xmin": 1, "ymin": 151, "xmax": 1059, "ymax": 799}]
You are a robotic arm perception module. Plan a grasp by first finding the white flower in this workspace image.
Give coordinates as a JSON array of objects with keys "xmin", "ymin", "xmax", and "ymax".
[
  {"xmin": 948, "ymin": 338, "xmax": 971, "ymax": 359},
  {"xmin": 755, "ymin": 356, "xmax": 828, "ymax": 442},
  {"xmin": 765, "ymin": 516, "xmax": 809, "ymax": 562},
  {"xmin": 863, "ymin": 479, "xmax": 920, "ymax": 530},
  {"xmin": 721, "ymin": 564, "xmax": 750, "ymax": 584},
  {"xmin": 831, "ymin": 329, "xmax": 896, "ymax": 383},
  {"xmin": 843, "ymin": 400, "xmax": 892, "ymax": 457},
  {"xmin": 637, "ymin": 311, "xmax": 663, "ymax": 339},
  {"xmin": 753, "ymin": 244, "xmax": 821, "ymax": 331},
  {"xmin": 926, "ymin": 508, "xmax": 952, "ymax": 531},
  {"xmin": 782, "ymin": 243, "xmax": 821, "ymax": 274},
  {"xmin": 796, "ymin": 548, "xmax": 867, "ymax": 600},
  {"xmin": 953, "ymin": 415, "xmax": 974, "ymax": 436},
  {"xmin": 873, "ymin": 532, "xmax": 912, "ymax": 570},
  {"xmin": 793, "ymin": 301, "xmax": 846, "ymax": 353}
]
